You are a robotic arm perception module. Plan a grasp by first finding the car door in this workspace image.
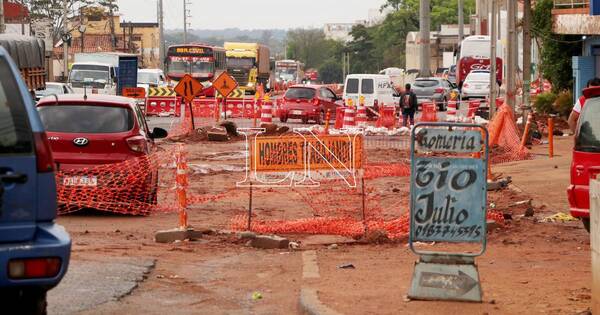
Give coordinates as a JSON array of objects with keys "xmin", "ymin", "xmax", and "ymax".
[{"xmin": 0, "ymin": 57, "xmax": 38, "ymax": 242}]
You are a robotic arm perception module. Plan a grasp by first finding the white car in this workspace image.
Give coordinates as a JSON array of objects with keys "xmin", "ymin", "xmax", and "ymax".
[
  {"xmin": 461, "ymin": 71, "xmax": 496, "ymax": 100},
  {"xmin": 137, "ymin": 69, "xmax": 167, "ymax": 92},
  {"xmin": 343, "ymin": 74, "xmax": 399, "ymax": 110},
  {"xmin": 35, "ymin": 82, "xmax": 75, "ymax": 101}
]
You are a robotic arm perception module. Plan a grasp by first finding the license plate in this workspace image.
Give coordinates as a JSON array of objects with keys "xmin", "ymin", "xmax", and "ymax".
[
  {"xmin": 292, "ymin": 110, "xmax": 303, "ymax": 115},
  {"xmin": 63, "ymin": 176, "xmax": 98, "ymax": 187},
  {"xmin": 475, "ymin": 85, "xmax": 483, "ymax": 89}
]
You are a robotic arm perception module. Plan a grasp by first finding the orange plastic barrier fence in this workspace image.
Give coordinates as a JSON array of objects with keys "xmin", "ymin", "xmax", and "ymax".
[
  {"xmin": 420, "ymin": 102, "xmax": 438, "ymax": 122},
  {"xmin": 487, "ymin": 103, "xmax": 532, "ymax": 163}
]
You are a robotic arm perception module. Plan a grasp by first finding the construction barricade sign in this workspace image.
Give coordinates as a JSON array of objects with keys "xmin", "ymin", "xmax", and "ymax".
[
  {"xmin": 408, "ymin": 122, "xmax": 489, "ymax": 303},
  {"xmin": 249, "ymin": 134, "xmax": 363, "ymax": 173}
]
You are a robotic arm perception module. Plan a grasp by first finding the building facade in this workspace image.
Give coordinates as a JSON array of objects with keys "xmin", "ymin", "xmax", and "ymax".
[{"xmin": 553, "ymin": 0, "xmax": 600, "ymax": 99}]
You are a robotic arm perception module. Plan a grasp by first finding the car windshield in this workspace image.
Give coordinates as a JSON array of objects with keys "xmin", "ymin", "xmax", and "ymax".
[
  {"xmin": 70, "ymin": 69, "xmax": 109, "ymax": 83},
  {"xmin": 576, "ymin": 98, "xmax": 600, "ymax": 152},
  {"xmin": 346, "ymin": 79, "xmax": 359, "ymax": 94},
  {"xmin": 192, "ymin": 61, "xmax": 214, "ymax": 73},
  {"xmin": 285, "ymin": 88, "xmax": 315, "ymax": 99},
  {"xmin": 138, "ymin": 72, "xmax": 160, "ymax": 84},
  {"xmin": 414, "ymin": 80, "xmax": 440, "ymax": 88},
  {"xmin": 227, "ymin": 58, "xmax": 254, "ymax": 68},
  {"xmin": 38, "ymin": 105, "xmax": 134, "ymax": 133}
]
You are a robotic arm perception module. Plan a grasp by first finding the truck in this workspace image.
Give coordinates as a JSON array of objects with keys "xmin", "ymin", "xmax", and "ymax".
[
  {"xmin": 69, "ymin": 52, "xmax": 139, "ymax": 95},
  {"xmin": 0, "ymin": 34, "xmax": 46, "ymax": 93},
  {"xmin": 224, "ymin": 42, "xmax": 270, "ymax": 94}
]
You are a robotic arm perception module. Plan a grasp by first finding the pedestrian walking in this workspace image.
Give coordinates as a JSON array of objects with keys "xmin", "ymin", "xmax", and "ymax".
[{"xmin": 400, "ymin": 83, "xmax": 418, "ymax": 127}]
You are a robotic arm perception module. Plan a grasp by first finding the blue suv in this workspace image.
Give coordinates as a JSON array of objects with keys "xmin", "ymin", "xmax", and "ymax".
[{"xmin": 0, "ymin": 47, "xmax": 71, "ymax": 314}]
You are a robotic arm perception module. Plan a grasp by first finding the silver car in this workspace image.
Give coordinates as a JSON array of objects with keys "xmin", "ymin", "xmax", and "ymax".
[{"xmin": 412, "ymin": 77, "xmax": 457, "ymax": 111}]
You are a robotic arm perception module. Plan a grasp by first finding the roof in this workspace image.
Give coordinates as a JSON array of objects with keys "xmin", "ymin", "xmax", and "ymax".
[
  {"xmin": 4, "ymin": 2, "xmax": 29, "ymax": 21},
  {"xmin": 120, "ymin": 22, "xmax": 158, "ymax": 28},
  {"xmin": 37, "ymin": 94, "xmax": 135, "ymax": 106},
  {"xmin": 288, "ymin": 84, "xmax": 327, "ymax": 89},
  {"xmin": 53, "ymin": 34, "xmax": 127, "ymax": 56},
  {"xmin": 345, "ymin": 74, "xmax": 390, "ymax": 79},
  {"xmin": 416, "ymin": 77, "xmax": 444, "ymax": 81}
]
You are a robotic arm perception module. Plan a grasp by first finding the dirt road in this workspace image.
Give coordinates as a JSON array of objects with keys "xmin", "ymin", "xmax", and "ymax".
[{"xmin": 52, "ymin": 123, "xmax": 592, "ymax": 315}]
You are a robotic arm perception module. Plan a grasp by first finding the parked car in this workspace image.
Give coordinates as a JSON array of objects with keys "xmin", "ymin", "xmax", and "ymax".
[
  {"xmin": 412, "ymin": 77, "xmax": 457, "ymax": 111},
  {"xmin": 568, "ymin": 86, "xmax": 600, "ymax": 232},
  {"xmin": 36, "ymin": 94, "xmax": 168, "ymax": 211},
  {"xmin": 35, "ymin": 82, "xmax": 75, "ymax": 101},
  {"xmin": 461, "ymin": 70, "xmax": 495, "ymax": 100},
  {"xmin": 279, "ymin": 85, "xmax": 343, "ymax": 124},
  {"xmin": 0, "ymin": 47, "xmax": 71, "ymax": 314}
]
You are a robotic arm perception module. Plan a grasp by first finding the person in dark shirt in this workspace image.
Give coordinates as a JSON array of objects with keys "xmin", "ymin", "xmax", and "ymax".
[{"xmin": 400, "ymin": 83, "xmax": 418, "ymax": 127}]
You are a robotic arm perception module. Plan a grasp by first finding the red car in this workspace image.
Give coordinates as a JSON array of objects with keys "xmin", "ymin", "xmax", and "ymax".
[
  {"xmin": 36, "ymin": 94, "xmax": 168, "ymax": 213},
  {"xmin": 568, "ymin": 86, "xmax": 600, "ymax": 232},
  {"xmin": 279, "ymin": 85, "xmax": 343, "ymax": 124}
]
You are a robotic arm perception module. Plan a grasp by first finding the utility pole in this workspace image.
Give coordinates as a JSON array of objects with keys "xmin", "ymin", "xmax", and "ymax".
[
  {"xmin": 108, "ymin": 0, "xmax": 116, "ymax": 50},
  {"xmin": 458, "ymin": 0, "xmax": 464, "ymax": 43},
  {"xmin": 0, "ymin": 0, "xmax": 5, "ymax": 34},
  {"xmin": 506, "ymin": 0, "xmax": 517, "ymax": 110},
  {"xmin": 158, "ymin": 0, "xmax": 165, "ymax": 70},
  {"xmin": 490, "ymin": 0, "xmax": 497, "ymax": 117},
  {"xmin": 183, "ymin": 0, "xmax": 188, "ymax": 44},
  {"xmin": 522, "ymin": 0, "xmax": 532, "ymax": 123},
  {"xmin": 419, "ymin": 0, "xmax": 431, "ymax": 77},
  {"xmin": 63, "ymin": 0, "xmax": 69, "ymax": 82}
]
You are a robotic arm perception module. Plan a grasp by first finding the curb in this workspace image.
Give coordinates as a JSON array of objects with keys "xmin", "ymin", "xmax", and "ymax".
[{"xmin": 299, "ymin": 288, "xmax": 344, "ymax": 315}]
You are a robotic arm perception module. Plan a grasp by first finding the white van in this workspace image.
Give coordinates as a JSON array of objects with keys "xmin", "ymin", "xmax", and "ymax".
[{"xmin": 343, "ymin": 74, "xmax": 399, "ymax": 109}]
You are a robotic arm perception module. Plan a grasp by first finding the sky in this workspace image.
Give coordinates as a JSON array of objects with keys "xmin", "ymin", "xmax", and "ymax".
[{"xmin": 118, "ymin": 0, "xmax": 388, "ymax": 30}]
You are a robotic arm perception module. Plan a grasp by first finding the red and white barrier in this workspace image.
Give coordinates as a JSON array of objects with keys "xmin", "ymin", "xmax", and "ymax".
[
  {"xmin": 146, "ymin": 97, "xmax": 180, "ymax": 117},
  {"xmin": 261, "ymin": 102, "xmax": 273, "ymax": 124},
  {"xmin": 446, "ymin": 100, "xmax": 458, "ymax": 121},
  {"xmin": 343, "ymin": 107, "xmax": 356, "ymax": 128},
  {"xmin": 356, "ymin": 105, "xmax": 368, "ymax": 127}
]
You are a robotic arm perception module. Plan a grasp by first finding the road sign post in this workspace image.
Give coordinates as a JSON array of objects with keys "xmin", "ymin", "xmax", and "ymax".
[
  {"xmin": 174, "ymin": 74, "xmax": 204, "ymax": 131},
  {"xmin": 408, "ymin": 122, "xmax": 489, "ymax": 302},
  {"xmin": 213, "ymin": 72, "xmax": 239, "ymax": 122}
]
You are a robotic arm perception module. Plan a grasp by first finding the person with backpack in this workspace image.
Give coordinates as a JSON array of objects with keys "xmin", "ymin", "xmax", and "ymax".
[{"xmin": 400, "ymin": 83, "xmax": 418, "ymax": 127}]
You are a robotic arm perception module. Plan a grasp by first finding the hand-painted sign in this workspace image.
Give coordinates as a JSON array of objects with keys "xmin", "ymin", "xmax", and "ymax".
[
  {"xmin": 250, "ymin": 134, "xmax": 363, "ymax": 172},
  {"xmin": 408, "ymin": 123, "xmax": 488, "ymax": 303},
  {"xmin": 411, "ymin": 157, "xmax": 486, "ymax": 243}
]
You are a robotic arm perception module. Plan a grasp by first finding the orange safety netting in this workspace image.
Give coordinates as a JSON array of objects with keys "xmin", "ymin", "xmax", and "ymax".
[
  {"xmin": 488, "ymin": 105, "xmax": 532, "ymax": 163},
  {"xmin": 56, "ymin": 150, "xmax": 172, "ymax": 215}
]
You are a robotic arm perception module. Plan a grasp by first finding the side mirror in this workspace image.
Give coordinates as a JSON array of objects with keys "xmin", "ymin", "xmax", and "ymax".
[{"xmin": 150, "ymin": 127, "xmax": 168, "ymax": 139}]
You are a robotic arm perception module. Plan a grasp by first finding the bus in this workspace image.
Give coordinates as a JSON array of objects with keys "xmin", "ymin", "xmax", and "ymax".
[
  {"xmin": 457, "ymin": 35, "xmax": 503, "ymax": 89},
  {"xmin": 165, "ymin": 44, "xmax": 226, "ymax": 83},
  {"xmin": 274, "ymin": 60, "xmax": 304, "ymax": 85}
]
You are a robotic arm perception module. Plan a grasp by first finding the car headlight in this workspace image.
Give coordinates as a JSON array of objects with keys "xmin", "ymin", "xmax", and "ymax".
[{"xmin": 247, "ymin": 82, "xmax": 255, "ymax": 87}]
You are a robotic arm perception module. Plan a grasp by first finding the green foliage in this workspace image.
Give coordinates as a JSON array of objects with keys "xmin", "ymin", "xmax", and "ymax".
[
  {"xmin": 286, "ymin": 29, "xmax": 343, "ymax": 69},
  {"xmin": 22, "ymin": 0, "xmax": 96, "ymax": 39},
  {"xmin": 553, "ymin": 90, "xmax": 574, "ymax": 117},
  {"xmin": 534, "ymin": 91, "xmax": 558, "ymax": 114},
  {"xmin": 319, "ymin": 59, "xmax": 343, "ymax": 84},
  {"xmin": 532, "ymin": 0, "xmax": 582, "ymax": 91}
]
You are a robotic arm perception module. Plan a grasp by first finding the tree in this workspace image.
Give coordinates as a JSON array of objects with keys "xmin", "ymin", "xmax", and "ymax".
[
  {"xmin": 319, "ymin": 59, "xmax": 343, "ymax": 83},
  {"xmin": 532, "ymin": 0, "xmax": 582, "ymax": 91},
  {"xmin": 20, "ymin": 0, "xmax": 95, "ymax": 39},
  {"xmin": 286, "ymin": 29, "xmax": 342, "ymax": 69}
]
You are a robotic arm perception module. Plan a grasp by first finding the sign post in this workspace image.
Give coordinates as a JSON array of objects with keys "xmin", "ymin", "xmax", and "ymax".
[
  {"xmin": 213, "ymin": 72, "xmax": 239, "ymax": 121},
  {"xmin": 174, "ymin": 74, "xmax": 204, "ymax": 131},
  {"xmin": 408, "ymin": 122, "xmax": 489, "ymax": 302}
]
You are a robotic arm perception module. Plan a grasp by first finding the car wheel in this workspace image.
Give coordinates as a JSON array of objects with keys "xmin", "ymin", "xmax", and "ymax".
[
  {"xmin": 315, "ymin": 112, "xmax": 323, "ymax": 125},
  {"xmin": 279, "ymin": 115, "xmax": 288, "ymax": 123},
  {"xmin": 5, "ymin": 288, "xmax": 47, "ymax": 315},
  {"xmin": 583, "ymin": 218, "xmax": 590, "ymax": 233},
  {"xmin": 439, "ymin": 98, "xmax": 447, "ymax": 111}
]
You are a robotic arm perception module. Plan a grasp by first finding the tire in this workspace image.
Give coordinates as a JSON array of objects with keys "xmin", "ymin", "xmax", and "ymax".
[
  {"xmin": 439, "ymin": 98, "xmax": 447, "ymax": 111},
  {"xmin": 279, "ymin": 116, "xmax": 288, "ymax": 123},
  {"xmin": 4, "ymin": 288, "xmax": 47, "ymax": 315},
  {"xmin": 583, "ymin": 218, "xmax": 590, "ymax": 233},
  {"xmin": 315, "ymin": 112, "xmax": 323, "ymax": 125}
]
